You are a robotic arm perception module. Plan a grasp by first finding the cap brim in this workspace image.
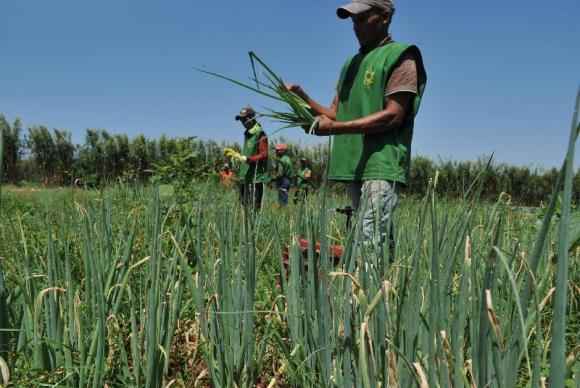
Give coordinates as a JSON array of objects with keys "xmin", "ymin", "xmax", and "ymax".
[{"xmin": 337, "ymin": 2, "xmax": 373, "ymax": 19}]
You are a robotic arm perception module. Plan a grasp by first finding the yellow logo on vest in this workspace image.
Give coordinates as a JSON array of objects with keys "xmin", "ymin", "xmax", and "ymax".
[{"xmin": 363, "ymin": 68, "xmax": 376, "ymax": 89}]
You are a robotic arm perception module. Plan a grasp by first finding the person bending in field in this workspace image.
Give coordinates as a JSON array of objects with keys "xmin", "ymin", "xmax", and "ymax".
[
  {"xmin": 219, "ymin": 163, "xmax": 235, "ymax": 188},
  {"xmin": 225, "ymin": 106, "xmax": 269, "ymax": 210},
  {"xmin": 286, "ymin": 0, "xmax": 427, "ymax": 254},
  {"xmin": 294, "ymin": 158, "xmax": 313, "ymax": 204}
]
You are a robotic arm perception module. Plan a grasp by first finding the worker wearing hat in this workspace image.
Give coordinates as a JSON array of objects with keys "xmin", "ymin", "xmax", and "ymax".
[
  {"xmin": 286, "ymin": 0, "xmax": 427, "ymax": 257},
  {"xmin": 225, "ymin": 106, "xmax": 269, "ymax": 210},
  {"xmin": 273, "ymin": 143, "xmax": 293, "ymax": 206}
]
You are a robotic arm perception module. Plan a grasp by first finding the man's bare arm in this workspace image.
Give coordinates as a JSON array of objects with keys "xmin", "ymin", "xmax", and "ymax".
[
  {"xmin": 313, "ymin": 92, "xmax": 413, "ymax": 136},
  {"xmin": 307, "ymin": 95, "xmax": 338, "ymax": 120}
]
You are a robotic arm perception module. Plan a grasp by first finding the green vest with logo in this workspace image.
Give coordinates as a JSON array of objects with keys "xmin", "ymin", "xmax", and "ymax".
[
  {"xmin": 239, "ymin": 124, "xmax": 269, "ymax": 183},
  {"xmin": 328, "ymin": 42, "xmax": 426, "ymax": 184}
]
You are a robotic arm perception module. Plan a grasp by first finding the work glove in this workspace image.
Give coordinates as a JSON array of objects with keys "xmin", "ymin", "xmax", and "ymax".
[{"xmin": 224, "ymin": 148, "xmax": 247, "ymax": 162}]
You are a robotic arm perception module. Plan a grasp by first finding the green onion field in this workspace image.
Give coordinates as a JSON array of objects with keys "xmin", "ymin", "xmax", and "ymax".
[{"xmin": 0, "ymin": 98, "xmax": 578, "ymax": 387}]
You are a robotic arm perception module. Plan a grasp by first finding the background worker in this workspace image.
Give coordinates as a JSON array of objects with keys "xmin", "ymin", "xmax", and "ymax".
[
  {"xmin": 225, "ymin": 106, "xmax": 269, "ymax": 210},
  {"xmin": 218, "ymin": 163, "xmax": 234, "ymax": 187},
  {"xmin": 294, "ymin": 158, "xmax": 313, "ymax": 204},
  {"xmin": 273, "ymin": 143, "xmax": 293, "ymax": 206},
  {"xmin": 285, "ymin": 0, "xmax": 427, "ymax": 250}
]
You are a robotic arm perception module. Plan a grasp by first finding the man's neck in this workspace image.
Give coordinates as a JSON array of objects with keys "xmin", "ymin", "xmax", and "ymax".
[
  {"xmin": 245, "ymin": 122, "xmax": 261, "ymax": 136},
  {"xmin": 360, "ymin": 34, "xmax": 393, "ymax": 53}
]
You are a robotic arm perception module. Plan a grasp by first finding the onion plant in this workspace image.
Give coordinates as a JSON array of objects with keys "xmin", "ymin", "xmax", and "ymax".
[
  {"xmin": 0, "ymin": 126, "xmax": 3, "ymax": 210},
  {"xmin": 196, "ymin": 52, "xmax": 318, "ymax": 134}
]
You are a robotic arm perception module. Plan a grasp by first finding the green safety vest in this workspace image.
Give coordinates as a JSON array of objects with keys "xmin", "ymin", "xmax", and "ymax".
[
  {"xmin": 239, "ymin": 123, "xmax": 269, "ymax": 183},
  {"xmin": 276, "ymin": 154, "xmax": 293, "ymax": 180},
  {"xmin": 328, "ymin": 42, "xmax": 426, "ymax": 184}
]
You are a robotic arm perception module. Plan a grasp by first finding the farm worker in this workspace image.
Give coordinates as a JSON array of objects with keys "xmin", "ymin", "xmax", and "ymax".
[
  {"xmin": 224, "ymin": 106, "xmax": 269, "ymax": 210},
  {"xmin": 294, "ymin": 158, "xmax": 313, "ymax": 204},
  {"xmin": 219, "ymin": 163, "xmax": 235, "ymax": 187},
  {"xmin": 285, "ymin": 0, "xmax": 427, "ymax": 253},
  {"xmin": 273, "ymin": 143, "xmax": 293, "ymax": 206}
]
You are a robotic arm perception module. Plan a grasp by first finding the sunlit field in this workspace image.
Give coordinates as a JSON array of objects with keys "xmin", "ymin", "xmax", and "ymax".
[{"xmin": 0, "ymin": 175, "xmax": 578, "ymax": 387}]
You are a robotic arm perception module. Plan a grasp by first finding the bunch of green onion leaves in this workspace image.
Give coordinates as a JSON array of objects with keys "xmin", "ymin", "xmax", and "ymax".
[{"xmin": 195, "ymin": 52, "xmax": 319, "ymax": 135}]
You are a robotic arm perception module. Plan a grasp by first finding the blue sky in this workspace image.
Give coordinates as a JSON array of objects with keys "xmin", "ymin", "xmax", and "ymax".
[{"xmin": 1, "ymin": 0, "xmax": 578, "ymax": 168}]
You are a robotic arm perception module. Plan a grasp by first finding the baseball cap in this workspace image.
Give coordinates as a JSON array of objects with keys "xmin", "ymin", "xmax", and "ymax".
[
  {"xmin": 337, "ymin": 0, "xmax": 395, "ymax": 19},
  {"xmin": 235, "ymin": 106, "xmax": 256, "ymax": 121}
]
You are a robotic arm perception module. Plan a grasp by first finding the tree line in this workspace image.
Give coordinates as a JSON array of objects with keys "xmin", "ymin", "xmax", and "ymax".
[{"xmin": 1, "ymin": 114, "xmax": 578, "ymax": 206}]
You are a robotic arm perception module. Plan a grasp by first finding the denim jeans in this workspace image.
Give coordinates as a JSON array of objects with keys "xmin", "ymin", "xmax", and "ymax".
[
  {"xmin": 348, "ymin": 180, "xmax": 399, "ymax": 249},
  {"xmin": 277, "ymin": 177, "xmax": 291, "ymax": 206}
]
